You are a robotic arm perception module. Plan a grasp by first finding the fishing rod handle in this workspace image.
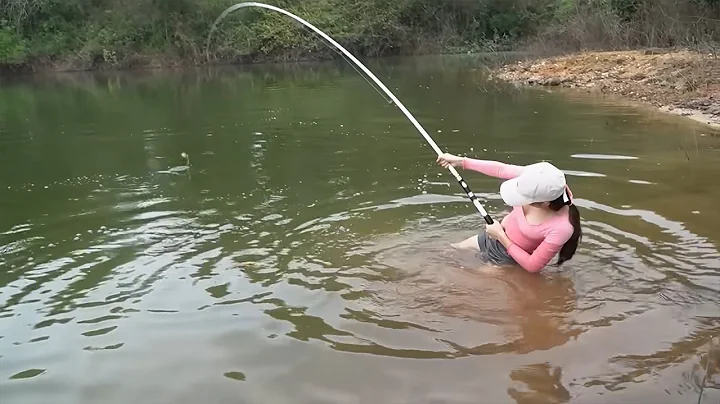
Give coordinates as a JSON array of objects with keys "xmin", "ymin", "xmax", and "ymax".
[{"xmin": 446, "ymin": 165, "xmax": 494, "ymax": 224}]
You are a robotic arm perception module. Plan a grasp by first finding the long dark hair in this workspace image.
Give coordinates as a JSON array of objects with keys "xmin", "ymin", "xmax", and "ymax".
[{"xmin": 548, "ymin": 192, "xmax": 582, "ymax": 266}]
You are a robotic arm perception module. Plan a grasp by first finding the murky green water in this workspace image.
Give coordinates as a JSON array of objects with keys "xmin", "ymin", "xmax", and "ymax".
[{"xmin": 1, "ymin": 55, "xmax": 719, "ymax": 404}]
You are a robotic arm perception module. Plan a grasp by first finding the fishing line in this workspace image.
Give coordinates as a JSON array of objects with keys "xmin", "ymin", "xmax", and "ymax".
[
  {"xmin": 296, "ymin": 24, "xmax": 394, "ymax": 104},
  {"xmin": 322, "ymin": 46, "xmax": 394, "ymax": 105},
  {"xmin": 206, "ymin": 2, "xmax": 494, "ymax": 225}
]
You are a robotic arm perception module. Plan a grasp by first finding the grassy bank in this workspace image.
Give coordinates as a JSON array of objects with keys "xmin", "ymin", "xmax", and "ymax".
[
  {"xmin": 0, "ymin": 0, "xmax": 543, "ymax": 71},
  {"xmin": 1, "ymin": 0, "xmax": 719, "ymax": 72}
]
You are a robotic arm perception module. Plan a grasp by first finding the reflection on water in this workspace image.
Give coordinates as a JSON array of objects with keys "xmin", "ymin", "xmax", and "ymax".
[
  {"xmin": 508, "ymin": 363, "xmax": 570, "ymax": 404},
  {"xmin": 1, "ymin": 55, "xmax": 719, "ymax": 404},
  {"xmin": 570, "ymin": 153, "xmax": 639, "ymax": 160},
  {"xmin": 354, "ymin": 219, "xmax": 579, "ymax": 358}
]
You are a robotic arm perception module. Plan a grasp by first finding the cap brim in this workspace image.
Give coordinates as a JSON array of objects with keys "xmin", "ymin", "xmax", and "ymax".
[{"xmin": 500, "ymin": 178, "xmax": 534, "ymax": 206}]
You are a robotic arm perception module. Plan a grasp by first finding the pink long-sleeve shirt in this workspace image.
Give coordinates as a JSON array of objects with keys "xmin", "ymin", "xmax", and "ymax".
[{"xmin": 462, "ymin": 158, "xmax": 575, "ymax": 273}]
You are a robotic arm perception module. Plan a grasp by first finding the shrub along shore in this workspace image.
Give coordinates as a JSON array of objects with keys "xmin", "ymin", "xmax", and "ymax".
[{"xmin": 1, "ymin": 0, "xmax": 718, "ymax": 72}]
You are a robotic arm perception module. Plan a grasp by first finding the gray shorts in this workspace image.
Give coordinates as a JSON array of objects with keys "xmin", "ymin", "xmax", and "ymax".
[{"xmin": 476, "ymin": 230, "xmax": 516, "ymax": 266}]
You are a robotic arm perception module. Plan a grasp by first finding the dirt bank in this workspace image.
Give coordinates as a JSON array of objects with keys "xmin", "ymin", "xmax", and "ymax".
[{"xmin": 491, "ymin": 49, "xmax": 720, "ymax": 128}]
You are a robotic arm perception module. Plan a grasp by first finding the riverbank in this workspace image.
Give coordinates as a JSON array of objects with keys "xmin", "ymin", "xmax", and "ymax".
[
  {"xmin": 6, "ymin": 0, "xmax": 720, "ymax": 77},
  {"xmin": 8, "ymin": 46, "xmax": 720, "ymax": 132},
  {"xmin": 0, "ymin": 0, "xmax": 517, "ymax": 74},
  {"xmin": 490, "ymin": 49, "xmax": 720, "ymax": 128},
  {"xmin": 0, "ymin": 52, "xmax": 341, "ymax": 75}
]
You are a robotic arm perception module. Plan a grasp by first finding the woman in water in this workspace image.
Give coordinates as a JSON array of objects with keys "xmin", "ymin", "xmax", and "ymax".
[{"xmin": 436, "ymin": 153, "xmax": 582, "ymax": 273}]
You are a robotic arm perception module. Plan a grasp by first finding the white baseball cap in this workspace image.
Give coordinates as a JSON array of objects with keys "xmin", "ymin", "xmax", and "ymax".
[{"xmin": 499, "ymin": 161, "xmax": 567, "ymax": 206}]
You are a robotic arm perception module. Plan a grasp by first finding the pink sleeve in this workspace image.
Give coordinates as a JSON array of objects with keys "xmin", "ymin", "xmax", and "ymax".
[
  {"xmin": 461, "ymin": 158, "xmax": 524, "ymax": 180},
  {"xmin": 506, "ymin": 228, "xmax": 573, "ymax": 273}
]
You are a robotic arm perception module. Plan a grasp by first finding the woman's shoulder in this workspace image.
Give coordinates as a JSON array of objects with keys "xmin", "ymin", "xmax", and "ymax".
[{"xmin": 545, "ymin": 209, "xmax": 575, "ymax": 242}]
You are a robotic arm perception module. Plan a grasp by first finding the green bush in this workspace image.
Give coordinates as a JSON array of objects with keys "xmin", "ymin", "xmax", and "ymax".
[
  {"xmin": 0, "ymin": 22, "xmax": 27, "ymax": 64},
  {"xmin": 1, "ymin": 0, "xmax": 718, "ymax": 69}
]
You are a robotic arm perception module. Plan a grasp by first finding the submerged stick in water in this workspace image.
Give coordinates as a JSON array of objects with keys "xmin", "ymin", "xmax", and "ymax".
[{"xmin": 205, "ymin": 2, "xmax": 495, "ymax": 225}]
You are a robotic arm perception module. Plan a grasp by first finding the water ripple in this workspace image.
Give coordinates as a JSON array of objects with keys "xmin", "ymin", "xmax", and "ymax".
[{"xmin": 2, "ymin": 61, "xmax": 720, "ymax": 404}]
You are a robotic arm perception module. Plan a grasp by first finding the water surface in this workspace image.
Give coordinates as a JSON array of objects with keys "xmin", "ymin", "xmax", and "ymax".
[{"xmin": 1, "ymin": 55, "xmax": 719, "ymax": 404}]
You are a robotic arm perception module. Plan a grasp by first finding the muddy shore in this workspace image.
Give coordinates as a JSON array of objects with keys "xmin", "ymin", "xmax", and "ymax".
[{"xmin": 490, "ymin": 49, "xmax": 720, "ymax": 128}]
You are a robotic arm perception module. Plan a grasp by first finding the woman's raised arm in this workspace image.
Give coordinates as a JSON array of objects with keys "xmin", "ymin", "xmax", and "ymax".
[{"xmin": 461, "ymin": 158, "xmax": 524, "ymax": 180}]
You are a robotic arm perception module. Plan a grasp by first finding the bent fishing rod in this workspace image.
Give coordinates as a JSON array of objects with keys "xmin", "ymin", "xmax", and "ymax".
[{"xmin": 206, "ymin": 2, "xmax": 494, "ymax": 225}]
